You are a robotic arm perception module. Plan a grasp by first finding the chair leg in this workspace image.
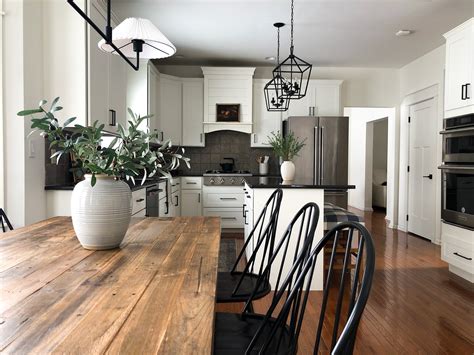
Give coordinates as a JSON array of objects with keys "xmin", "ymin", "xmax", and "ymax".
[
  {"xmin": 1, "ymin": 218, "xmax": 5, "ymax": 233},
  {"xmin": 0, "ymin": 209, "xmax": 13, "ymax": 231}
]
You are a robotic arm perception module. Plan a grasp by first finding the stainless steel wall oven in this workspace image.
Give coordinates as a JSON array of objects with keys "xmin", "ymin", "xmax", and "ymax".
[{"xmin": 441, "ymin": 114, "xmax": 474, "ymax": 163}]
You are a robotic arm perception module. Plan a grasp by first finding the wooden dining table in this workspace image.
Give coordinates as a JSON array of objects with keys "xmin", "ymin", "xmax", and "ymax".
[{"xmin": 0, "ymin": 216, "xmax": 221, "ymax": 354}]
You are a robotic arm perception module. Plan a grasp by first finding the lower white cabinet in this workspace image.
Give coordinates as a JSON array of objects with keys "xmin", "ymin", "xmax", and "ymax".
[
  {"xmin": 181, "ymin": 177, "xmax": 202, "ymax": 216},
  {"xmin": 46, "ymin": 191, "xmax": 72, "ymax": 217},
  {"xmin": 204, "ymin": 208, "xmax": 245, "ymax": 228},
  {"xmin": 131, "ymin": 189, "xmax": 146, "ymax": 216},
  {"xmin": 203, "ymin": 185, "xmax": 245, "ymax": 229},
  {"xmin": 441, "ymin": 222, "xmax": 473, "ymax": 282}
]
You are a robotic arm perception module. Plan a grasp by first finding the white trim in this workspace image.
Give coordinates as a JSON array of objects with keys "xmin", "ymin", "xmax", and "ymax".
[{"xmin": 0, "ymin": 0, "xmax": 4, "ymax": 208}]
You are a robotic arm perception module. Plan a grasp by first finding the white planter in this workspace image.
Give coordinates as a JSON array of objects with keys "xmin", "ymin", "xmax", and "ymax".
[
  {"xmin": 280, "ymin": 161, "xmax": 296, "ymax": 181},
  {"xmin": 71, "ymin": 175, "xmax": 132, "ymax": 250}
]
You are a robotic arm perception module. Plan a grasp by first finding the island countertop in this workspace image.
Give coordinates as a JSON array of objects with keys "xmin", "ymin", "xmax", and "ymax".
[{"xmin": 244, "ymin": 176, "xmax": 355, "ymax": 190}]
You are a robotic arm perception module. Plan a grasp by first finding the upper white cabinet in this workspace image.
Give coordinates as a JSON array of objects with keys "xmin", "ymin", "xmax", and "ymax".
[
  {"xmin": 182, "ymin": 79, "xmax": 205, "ymax": 147},
  {"xmin": 282, "ymin": 80, "xmax": 343, "ymax": 119},
  {"xmin": 252, "ymin": 80, "xmax": 282, "ymax": 147},
  {"xmin": 88, "ymin": 1, "xmax": 127, "ymax": 131},
  {"xmin": 159, "ymin": 75, "xmax": 183, "ymax": 145},
  {"xmin": 444, "ymin": 18, "xmax": 474, "ymax": 118},
  {"xmin": 148, "ymin": 63, "xmax": 160, "ymax": 133}
]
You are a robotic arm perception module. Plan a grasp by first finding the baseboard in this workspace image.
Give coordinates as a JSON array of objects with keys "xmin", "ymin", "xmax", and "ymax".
[{"xmin": 449, "ymin": 265, "xmax": 474, "ymax": 283}]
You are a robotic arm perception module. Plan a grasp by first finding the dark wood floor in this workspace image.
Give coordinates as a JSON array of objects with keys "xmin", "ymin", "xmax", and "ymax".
[{"xmin": 217, "ymin": 209, "xmax": 474, "ymax": 354}]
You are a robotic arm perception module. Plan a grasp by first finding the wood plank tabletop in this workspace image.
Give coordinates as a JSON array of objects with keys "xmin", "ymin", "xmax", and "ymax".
[{"xmin": 0, "ymin": 216, "xmax": 221, "ymax": 354}]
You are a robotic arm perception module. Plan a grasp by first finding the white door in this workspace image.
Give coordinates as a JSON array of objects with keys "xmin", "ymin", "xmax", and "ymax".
[
  {"xmin": 408, "ymin": 99, "xmax": 437, "ymax": 240},
  {"xmin": 181, "ymin": 190, "xmax": 202, "ymax": 216}
]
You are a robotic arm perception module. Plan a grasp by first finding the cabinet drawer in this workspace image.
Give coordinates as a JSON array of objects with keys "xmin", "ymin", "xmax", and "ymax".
[
  {"xmin": 181, "ymin": 176, "xmax": 202, "ymax": 190},
  {"xmin": 203, "ymin": 191, "xmax": 244, "ymax": 208},
  {"xmin": 170, "ymin": 178, "xmax": 180, "ymax": 194},
  {"xmin": 132, "ymin": 189, "xmax": 146, "ymax": 216},
  {"xmin": 442, "ymin": 240, "xmax": 473, "ymax": 273},
  {"xmin": 203, "ymin": 208, "xmax": 244, "ymax": 228}
]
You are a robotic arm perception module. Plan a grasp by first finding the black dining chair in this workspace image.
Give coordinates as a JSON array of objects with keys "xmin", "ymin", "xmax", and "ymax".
[
  {"xmin": 216, "ymin": 189, "xmax": 283, "ymax": 308},
  {"xmin": 0, "ymin": 208, "xmax": 13, "ymax": 232},
  {"xmin": 214, "ymin": 202, "xmax": 320, "ymax": 354},
  {"xmin": 313, "ymin": 221, "xmax": 375, "ymax": 355},
  {"xmin": 214, "ymin": 218, "xmax": 375, "ymax": 355}
]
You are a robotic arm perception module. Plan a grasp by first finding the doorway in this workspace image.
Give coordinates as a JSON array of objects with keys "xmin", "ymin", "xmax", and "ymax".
[
  {"xmin": 370, "ymin": 118, "xmax": 388, "ymax": 212},
  {"xmin": 407, "ymin": 98, "xmax": 437, "ymax": 241}
]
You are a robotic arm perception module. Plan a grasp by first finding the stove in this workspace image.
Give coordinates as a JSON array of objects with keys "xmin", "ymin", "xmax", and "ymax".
[{"xmin": 203, "ymin": 170, "xmax": 252, "ymax": 186}]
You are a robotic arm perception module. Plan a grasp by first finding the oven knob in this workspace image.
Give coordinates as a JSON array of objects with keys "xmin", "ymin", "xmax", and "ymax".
[
  {"xmin": 241, "ymin": 178, "xmax": 245, "ymax": 184},
  {"xmin": 218, "ymin": 177, "xmax": 225, "ymax": 185},
  {"xmin": 230, "ymin": 178, "xmax": 235, "ymax": 184},
  {"xmin": 209, "ymin": 178, "xmax": 215, "ymax": 184}
]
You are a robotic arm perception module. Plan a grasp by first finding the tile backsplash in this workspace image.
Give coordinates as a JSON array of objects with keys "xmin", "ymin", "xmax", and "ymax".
[{"xmin": 178, "ymin": 130, "xmax": 279, "ymax": 175}]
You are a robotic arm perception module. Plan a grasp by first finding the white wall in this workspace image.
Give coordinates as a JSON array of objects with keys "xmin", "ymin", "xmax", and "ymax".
[
  {"xmin": 398, "ymin": 45, "xmax": 445, "ymax": 243},
  {"xmin": 344, "ymin": 108, "xmax": 395, "ymax": 216}
]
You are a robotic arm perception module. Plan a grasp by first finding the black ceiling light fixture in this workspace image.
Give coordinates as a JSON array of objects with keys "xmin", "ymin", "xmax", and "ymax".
[
  {"xmin": 264, "ymin": 22, "xmax": 290, "ymax": 112},
  {"xmin": 67, "ymin": 0, "xmax": 176, "ymax": 71},
  {"xmin": 273, "ymin": 0, "xmax": 312, "ymax": 100}
]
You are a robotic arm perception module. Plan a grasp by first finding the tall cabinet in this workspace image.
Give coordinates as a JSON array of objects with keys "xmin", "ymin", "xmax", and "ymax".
[{"xmin": 444, "ymin": 18, "xmax": 474, "ymax": 118}]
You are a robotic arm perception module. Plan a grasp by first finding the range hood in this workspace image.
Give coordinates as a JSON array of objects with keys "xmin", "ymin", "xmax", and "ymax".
[{"xmin": 202, "ymin": 67, "xmax": 256, "ymax": 134}]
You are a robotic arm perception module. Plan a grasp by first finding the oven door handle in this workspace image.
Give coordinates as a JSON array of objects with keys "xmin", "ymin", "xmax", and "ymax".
[
  {"xmin": 440, "ymin": 126, "xmax": 474, "ymax": 134},
  {"xmin": 438, "ymin": 165, "xmax": 474, "ymax": 171}
]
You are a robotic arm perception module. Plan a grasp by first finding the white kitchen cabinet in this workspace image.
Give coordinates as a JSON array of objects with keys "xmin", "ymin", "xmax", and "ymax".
[
  {"xmin": 132, "ymin": 189, "xmax": 146, "ymax": 216},
  {"xmin": 251, "ymin": 80, "xmax": 282, "ymax": 147},
  {"xmin": 181, "ymin": 191, "xmax": 202, "ymax": 216},
  {"xmin": 168, "ymin": 178, "xmax": 181, "ymax": 217},
  {"xmin": 159, "ymin": 75, "xmax": 183, "ymax": 145},
  {"xmin": 441, "ymin": 222, "xmax": 473, "ymax": 282},
  {"xmin": 109, "ymin": 53, "xmax": 127, "ymax": 129},
  {"xmin": 444, "ymin": 18, "xmax": 474, "ymax": 118},
  {"xmin": 203, "ymin": 185, "xmax": 245, "ymax": 229},
  {"xmin": 88, "ymin": 2, "xmax": 109, "ymax": 128},
  {"xmin": 148, "ymin": 63, "xmax": 161, "ymax": 134},
  {"xmin": 182, "ymin": 79, "xmax": 205, "ymax": 146},
  {"xmin": 282, "ymin": 80, "xmax": 342, "ymax": 119}
]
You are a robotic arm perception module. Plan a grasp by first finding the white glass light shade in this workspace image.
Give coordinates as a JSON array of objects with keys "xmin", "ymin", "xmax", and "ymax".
[{"xmin": 98, "ymin": 18, "xmax": 176, "ymax": 59}]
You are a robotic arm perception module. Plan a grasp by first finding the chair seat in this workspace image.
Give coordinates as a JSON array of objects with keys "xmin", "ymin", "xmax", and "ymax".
[
  {"xmin": 324, "ymin": 203, "xmax": 364, "ymax": 231},
  {"xmin": 216, "ymin": 271, "xmax": 271, "ymax": 303},
  {"xmin": 214, "ymin": 312, "xmax": 294, "ymax": 355}
]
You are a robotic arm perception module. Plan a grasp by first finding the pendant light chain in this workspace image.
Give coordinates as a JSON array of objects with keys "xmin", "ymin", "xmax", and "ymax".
[
  {"xmin": 277, "ymin": 26, "xmax": 281, "ymax": 64},
  {"xmin": 290, "ymin": 0, "xmax": 294, "ymax": 52}
]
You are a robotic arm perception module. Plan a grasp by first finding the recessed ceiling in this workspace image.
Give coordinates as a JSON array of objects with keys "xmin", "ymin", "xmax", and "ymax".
[{"xmin": 113, "ymin": 0, "xmax": 474, "ymax": 68}]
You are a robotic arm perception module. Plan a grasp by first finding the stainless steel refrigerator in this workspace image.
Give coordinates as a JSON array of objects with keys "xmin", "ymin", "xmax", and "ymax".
[{"xmin": 283, "ymin": 116, "xmax": 349, "ymax": 208}]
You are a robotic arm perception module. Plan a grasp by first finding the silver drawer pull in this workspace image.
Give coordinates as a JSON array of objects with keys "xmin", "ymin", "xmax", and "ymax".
[
  {"xmin": 221, "ymin": 217, "xmax": 237, "ymax": 220},
  {"xmin": 220, "ymin": 197, "xmax": 237, "ymax": 200},
  {"xmin": 453, "ymin": 252, "xmax": 472, "ymax": 261}
]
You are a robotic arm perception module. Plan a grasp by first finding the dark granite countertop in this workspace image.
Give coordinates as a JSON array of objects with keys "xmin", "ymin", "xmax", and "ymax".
[
  {"xmin": 244, "ymin": 177, "xmax": 355, "ymax": 190},
  {"xmin": 45, "ymin": 178, "xmax": 166, "ymax": 192}
]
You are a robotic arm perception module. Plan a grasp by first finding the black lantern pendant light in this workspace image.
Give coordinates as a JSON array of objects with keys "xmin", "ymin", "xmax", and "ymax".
[
  {"xmin": 273, "ymin": 0, "xmax": 312, "ymax": 100},
  {"xmin": 264, "ymin": 23, "xmax": 290, "ymax": 112}
]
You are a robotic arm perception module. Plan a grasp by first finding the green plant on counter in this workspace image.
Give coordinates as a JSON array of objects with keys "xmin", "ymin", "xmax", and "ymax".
[
  {"xmin": 266, "ymin": 131, "xmax": 306, "ymax": 161},
  {"xmin": 18, "ymin": 97, "xmax": 190, "ymax": 186}
]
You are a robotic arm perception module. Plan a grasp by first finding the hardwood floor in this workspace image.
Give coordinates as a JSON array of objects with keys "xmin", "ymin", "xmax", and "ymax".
[{"xmin": 217, "ymin": 209, "xmax": 474, "ymax": 354}]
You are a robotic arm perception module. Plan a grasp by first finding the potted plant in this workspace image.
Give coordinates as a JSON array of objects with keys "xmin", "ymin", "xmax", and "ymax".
[
  {"xmin": 18, "ymin": 98, "xmax": 190, "ymax": 250},
  {"xmin": 267, "ymin": 131, "xmax": 306, "ymax": 181}
]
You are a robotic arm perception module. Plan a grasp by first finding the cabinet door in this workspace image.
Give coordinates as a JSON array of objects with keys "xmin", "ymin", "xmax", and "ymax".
[
  {"xmin": 88, "ymin": 3, "xmax": 109, "ymax": 127},
  {"xmin": 314, "ymin": 82, "xmax": 341, "ymax": 116},
  {"xmin": 252, "ymin": 80, "xmax": 282, "ymax": 147},
  {"xmin": 109, "ymin": 53, "xmax": 127, "ymax": 130},
  {"xmin": 148, "ymin": 64, "xmax": 161, "ymax": 134},
  {"xmin": 160, "ymin": 76, "xmax": 182, "ymax": 145},
  {"xmin": 182, "ymin": 80, "xmax": 205, "ymax": 146},
  {"xmin": 181, "ymin": 190, "xmax": 202, "ymax": 216},
  {"xmin": 445, "ymin": 23, "xmax": 473, "ymax": 112},
  {"xmin": 159, "ymin": 197, "xmax": 169, "ymax": 217}
]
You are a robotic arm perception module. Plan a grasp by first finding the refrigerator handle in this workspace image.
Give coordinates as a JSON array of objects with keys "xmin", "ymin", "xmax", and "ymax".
[
  {"xmin": 314, "ymin": 126, "xmax": 319, "ymax": 184},
  {"xmin": 320, "ymin": 126, "xmax": 325, "ymax": 184}
]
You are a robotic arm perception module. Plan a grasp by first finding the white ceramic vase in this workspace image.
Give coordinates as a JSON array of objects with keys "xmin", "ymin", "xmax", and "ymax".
[
  {"xmin": 280, "ymin": 161, "xmax": 296, "ymax": 181},
  {"xmin": 71, "ymin": 175, "xmax": 132, "ymax": 250}
]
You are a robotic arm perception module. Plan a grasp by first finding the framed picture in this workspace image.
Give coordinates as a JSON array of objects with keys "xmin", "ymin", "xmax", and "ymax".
[{"xmin": 216, "ymin": 104, "xmax": 240, "ymax": 122}]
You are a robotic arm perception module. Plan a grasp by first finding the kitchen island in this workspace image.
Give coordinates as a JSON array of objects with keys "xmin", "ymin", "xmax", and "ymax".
[{"xmin": 243, "ymin": 177, "xmax": 355, "ymax": 291}]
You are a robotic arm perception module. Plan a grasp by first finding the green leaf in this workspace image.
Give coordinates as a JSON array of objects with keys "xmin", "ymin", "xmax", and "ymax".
[
  {"xmin": 63, "ymin": 117, "xmax": 76, "ymax": 127},
  {"xmin": 17, "ymin": 109, "xmax": 43, "ymax": 116},
  {"xmin": 91, "ymin": 173, "xmax": 96, "ymax": 187},
  {"xmin": 39, "ymin": 99, "xmax": 47, "ymax": 107},
  {"xmin": 49, "ymin": 97, "xmax": 60, "ymax": 112}
]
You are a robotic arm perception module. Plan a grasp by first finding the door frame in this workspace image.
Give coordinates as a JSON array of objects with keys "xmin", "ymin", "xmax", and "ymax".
[{"xmin": 400, "ymin": 84, "xmax": 442, "ymax": 243}]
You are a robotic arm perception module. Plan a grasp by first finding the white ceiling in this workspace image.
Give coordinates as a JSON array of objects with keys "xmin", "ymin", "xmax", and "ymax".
[{"xmin": 113, "ymin": 0, "xmax": 474, "ymax": 68}]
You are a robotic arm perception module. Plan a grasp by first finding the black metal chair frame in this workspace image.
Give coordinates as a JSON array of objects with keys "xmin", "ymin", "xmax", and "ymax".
[
  {"xmin": 214, "ymin": 202, "xmax": 320, "ymax": 355},
  {"xmin": 217, "ymin": 189, "xmax": 283, "ymax": 305},
  {"xmin": 0, "ymin": 208, "xmax": 13, "ymax": 232},
  {"xmin": 215, "ymin": 219, "xmax": 375, "ymax": 355}
]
